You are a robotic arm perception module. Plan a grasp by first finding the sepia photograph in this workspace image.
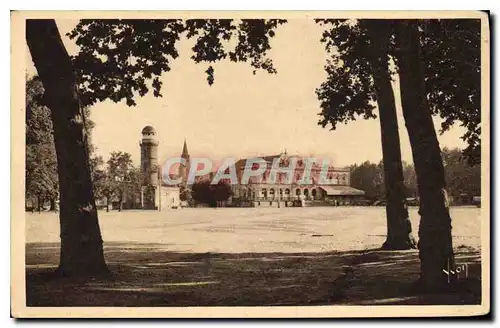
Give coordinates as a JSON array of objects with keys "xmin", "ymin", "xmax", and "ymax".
[{"xmin": 10, "ymin": 10, "xmax": 490, "ymax": 318}]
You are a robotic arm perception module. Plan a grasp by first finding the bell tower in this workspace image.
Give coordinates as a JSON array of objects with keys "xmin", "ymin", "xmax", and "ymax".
[{"xmin": 140, "ymin": 125, "xmax": 159, "ymax": 209}]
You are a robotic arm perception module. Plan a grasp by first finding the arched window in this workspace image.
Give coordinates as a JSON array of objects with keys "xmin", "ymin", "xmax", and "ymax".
[
  {"xmin": 304, "ymin": 188, "xmax": 310, "ymax": 199},
  {"xmin": 312, "ymin": 189, "xmax": 317, "ymax": 199},
  {"xmin": 285, "ymin": 188, "xmax": 290, "ymax": 195},
  {"xmin": 296, "ymin": 188, "xmax": 301, "ymax": 196}
]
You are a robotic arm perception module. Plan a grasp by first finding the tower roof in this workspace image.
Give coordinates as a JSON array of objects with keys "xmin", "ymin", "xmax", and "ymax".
[
  {"xmin": 142, "ymin": 125, "xmax": 156, "ymax": 134},
  {"xmin": 181, "ymin": 139, "xmax": 189, "ymax": 158}
]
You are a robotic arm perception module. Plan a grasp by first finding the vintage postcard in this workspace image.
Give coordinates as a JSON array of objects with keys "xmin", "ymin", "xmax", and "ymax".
[{"xmin": 11, "ymin": 10, "xmax": 490, "ymax": 318}]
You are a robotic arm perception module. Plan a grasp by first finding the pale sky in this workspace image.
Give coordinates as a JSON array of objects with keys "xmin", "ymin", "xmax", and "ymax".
[{"xmin": 26, "ymin": 19, "xmax": 466, "ymax": 168}]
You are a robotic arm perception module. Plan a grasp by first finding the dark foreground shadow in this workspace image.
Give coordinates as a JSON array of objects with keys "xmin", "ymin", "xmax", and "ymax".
[{"xmin": 26, "ymin": 242, "xmax": 481, "ymax": 307}]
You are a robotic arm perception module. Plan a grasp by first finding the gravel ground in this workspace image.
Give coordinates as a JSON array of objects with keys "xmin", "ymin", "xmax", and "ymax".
[
  {"xmin": 25, "ymin": 206, "xmax": 483, "ymax": 307},
  {"xmin": 26, "ymin": 206, "xmax": 481, "ymax": 253}
]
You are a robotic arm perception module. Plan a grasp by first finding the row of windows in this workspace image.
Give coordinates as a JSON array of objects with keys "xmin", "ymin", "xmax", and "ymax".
[
  {"xmin": 258, "ymin": 172, "xmax": 348, "ymax": 183},
  {"xmin": 239, "ymin": 188, "xmax": 318, "ymax": 197},
  {"xmin": 261, "ymin": 188, "xmax": 316, "ymax": 195}
]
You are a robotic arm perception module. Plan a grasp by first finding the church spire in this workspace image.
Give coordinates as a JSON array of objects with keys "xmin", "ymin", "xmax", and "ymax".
[
  {"xmin": 179, "ymin": 139, "xmax": 190, "ymax": 186},
  {"xmin": 181, "ymin": 139, "xmax": 189, "ymax": 159}
]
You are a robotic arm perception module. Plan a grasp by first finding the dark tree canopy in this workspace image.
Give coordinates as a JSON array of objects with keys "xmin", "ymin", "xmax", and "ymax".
[
  {"xmin": 179, "ymin": 185, "xmax": 192, "ymax": 202},
  {"xmin": 441, "ymin": 147, "xmax": 481, "ymax": 202},
  {"xmin": 420, "ymin": 19, "xmax": 481, "ymax": 164},
  {"xmin": 316, "ymin": 19, "xmax": 481, "ymax": 164},
  {"xmin": 26, "ymin": 75, "xmax": 99, "ymax": 205},
  {"xmin": 68, "ymin": 19, "xmax": 286, "ymax": 107},
  {"xmin": 26, "ymin": 76, "xmax": 54, "ymax": 145},
  {"xmin": 315, "ymin": 19, "xmax": 377, "ymax": 130},
  {"xmin": 349, "ymin": 160, "xmax": 419, "ymax": 201},
  {"xmin": 25, "ymin": 76, "xmax": 59, "ymax": 205},
  {"xmin": 349, "ymin": 161, "xmax": 385, "ymax": 201},
  {"xmin": 191, "ymin": 180, "xmax": 232, "ymax": 207}
]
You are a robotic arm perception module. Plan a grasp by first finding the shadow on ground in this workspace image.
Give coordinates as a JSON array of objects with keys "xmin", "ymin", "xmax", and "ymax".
[{"xmin": 26, "ymin": 242, "xmax": 481, "ymax": 306}]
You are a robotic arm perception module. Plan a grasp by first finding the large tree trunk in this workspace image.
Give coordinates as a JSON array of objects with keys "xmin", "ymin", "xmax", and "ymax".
[
  {"xmin": 363, "ymin": 20, "xmax": 416, "ymax": 250},
  {"xmin": 395, "ymin": 20, "xmax": 454, "ymax": 290},
  {"xmin": 26, "ymin": 20, "xmax": 108, "ymax": 277}
]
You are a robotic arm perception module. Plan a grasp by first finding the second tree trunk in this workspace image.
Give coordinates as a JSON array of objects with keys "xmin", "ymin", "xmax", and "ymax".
[
  {"xmin": 396, "ymin": 20, "xmax": 455, "ymax": 290},
  {"xmin": 364, "ymin": 20, "xmax": 416, "ymax": 250}
]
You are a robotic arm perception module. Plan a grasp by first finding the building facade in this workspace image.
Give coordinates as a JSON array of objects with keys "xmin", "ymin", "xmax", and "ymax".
[
  {"xmin": 231, "ymin": 152, "xmax": 365, "ymax": 206},
  {"xmin": 140, "ymin": 126, "xmax": 364, "ymax": 209}
]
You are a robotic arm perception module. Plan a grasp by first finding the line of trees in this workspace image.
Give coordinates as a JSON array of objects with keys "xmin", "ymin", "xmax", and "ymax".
[
  {"xmin": 25, "ymin": 18, "xmax": 482, "ymax": 290},
  {"xmin": 26, "ymin": 75, "xmax": 143, "ymax": 213},
  {"xmin": 25, "ymin": 76, "xmax": 58, "ymax": 211},
  {"xmin": 315, "ymin": 19, "xmax": 481, "ymax": 288},
  {"xmin": 91, "ymin": 152, "xmax": 144, "ymax": 212},
  {"xmin": 26, "ymin": 76, "xmax": 96, "ymax": 212},
  {"xmin": 350, "ymin": 148, "xmax": 481, "ymax": 204}
]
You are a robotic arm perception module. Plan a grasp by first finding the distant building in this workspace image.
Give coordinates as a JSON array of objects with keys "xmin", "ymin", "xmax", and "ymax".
[
  {"xmin": 139, "ymin": 126, "xmax": 365, "ymax": 209},
  {"xmin": 231, "ymin": 151, "xmax": 365, "ymax": 206},
  {"xmin": 139, "ymin": 126, "xmax": 189, "ymax": 210}
]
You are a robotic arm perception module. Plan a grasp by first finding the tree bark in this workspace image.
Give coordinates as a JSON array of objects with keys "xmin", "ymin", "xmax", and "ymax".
[
  {"xmin": 26, "ymin": 20, "xmax": 108, "ymax": 277},
  {"xmin": 363, "ymin": 20, "xmax": 416, "ymax": 250},
  {"xmin": 395, "ymin": 20, "xmax": 455, "ymax": 290}
]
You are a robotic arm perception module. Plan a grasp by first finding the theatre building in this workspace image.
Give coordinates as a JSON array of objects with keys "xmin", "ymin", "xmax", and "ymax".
[{"xmin": 231, "ymin": 151, "xmax": 365, "ymax": 207}]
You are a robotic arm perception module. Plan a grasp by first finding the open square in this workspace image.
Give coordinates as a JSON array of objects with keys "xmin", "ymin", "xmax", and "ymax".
[{"xmin": 26, "ymin": 206, "xmax": 482, "ymax": 306}]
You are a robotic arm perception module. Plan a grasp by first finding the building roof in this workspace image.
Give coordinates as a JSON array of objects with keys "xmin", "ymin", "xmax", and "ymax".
[
  {"xmin": 319, "ymin": 185, "xmax": 365, "ymax": 196},
  {"xmin": 235, "ymin": 153, "xmax": 349, "ymax": 171}
]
